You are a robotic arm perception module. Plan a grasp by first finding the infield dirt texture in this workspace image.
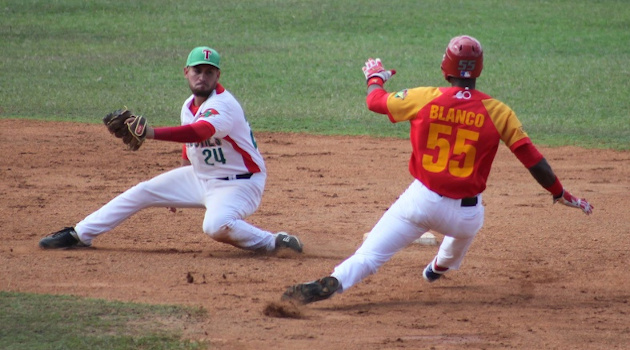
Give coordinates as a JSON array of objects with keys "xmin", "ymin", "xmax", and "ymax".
[{"xmin": 1, "ymin": 119, "xmax": 629, "ymax": 349}]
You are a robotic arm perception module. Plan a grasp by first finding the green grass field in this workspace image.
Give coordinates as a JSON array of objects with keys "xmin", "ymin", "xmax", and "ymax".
[
  {"xmin": 1, "ymin": 0, "xmax": 628, "ymax": 349},
  {"xmin": 1, "ymin": 0, "xmax": 628, "ymax": 148},
  {"xmin": 0, "ymin": 291, "xmax": 206, "ymax": 350}
]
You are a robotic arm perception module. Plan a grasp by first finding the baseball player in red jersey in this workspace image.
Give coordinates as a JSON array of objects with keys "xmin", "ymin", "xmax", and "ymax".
[
  {"xmin": 39, "ymin": 46, "xmax": 303, "ymax": 254},
  {"xmin": 282, "ymin": 35, "xmax": 593, "ymax": 304}
]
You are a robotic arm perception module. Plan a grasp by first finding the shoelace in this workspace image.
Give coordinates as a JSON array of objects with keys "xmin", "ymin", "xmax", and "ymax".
[{"xmin": 51, "ymin": 228, "xmax": 72, "ymax": 237}]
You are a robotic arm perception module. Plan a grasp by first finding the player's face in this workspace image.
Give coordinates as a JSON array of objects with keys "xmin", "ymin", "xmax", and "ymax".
[{"xmin": 185, "ymin": 64, "xmax": 220, "ymax": 98}]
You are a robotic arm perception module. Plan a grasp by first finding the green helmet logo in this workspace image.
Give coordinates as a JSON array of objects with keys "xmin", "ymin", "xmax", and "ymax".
[{"xmin": 186, "ymin": 46, "xmax": 220, "ymax": 69}]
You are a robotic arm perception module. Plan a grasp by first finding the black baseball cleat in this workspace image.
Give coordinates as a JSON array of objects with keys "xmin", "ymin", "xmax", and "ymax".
[
  {"xmin": 39, "ymin": 227, "xmax": 90, "ymax": 249},
  {"xmin": 282, "ymin": 276, "xmax": 340, "ymax": 304},
  {"xmin": 274, "ymin": 232, "xmax": 303, "ymax": 253},
  {"xmin": 422, "ymin": 262, "xmax": 446, "ymax": 283}
]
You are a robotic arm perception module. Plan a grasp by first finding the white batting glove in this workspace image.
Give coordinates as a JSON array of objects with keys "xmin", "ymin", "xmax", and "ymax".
[
  {"xmin": 362, "ymin": 58, "xmax": 396, "ymax": 83},
  {"xmin": 554, "ymin": 190, "xmax": 593, "ymax": 215}
]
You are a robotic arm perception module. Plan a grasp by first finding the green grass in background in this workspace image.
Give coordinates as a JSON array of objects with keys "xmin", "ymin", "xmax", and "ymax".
[
  {"xmin": 1, "ymin": 0, "xmax": 628, "ymax": 148},
  {"xmin": 0, "ymin": 291, "xmax": 207, "ymax": 350}
]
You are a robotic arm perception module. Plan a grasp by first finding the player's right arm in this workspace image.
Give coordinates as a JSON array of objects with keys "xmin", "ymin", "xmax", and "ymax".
[
  {"xmin": 486, "ymin": 100, "xmax": 594, "ymax": 215},
  {"xmin": 513, "ymin": 143, "xmax": 593, "ymax": 214}
]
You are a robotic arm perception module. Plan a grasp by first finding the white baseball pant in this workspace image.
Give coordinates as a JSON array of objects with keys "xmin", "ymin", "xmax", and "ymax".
[
  {"xmin": 74, "ymin": 166, "xmax": 275, "ymax": 250},
  {"xmin": 332, "ymin": 179, "xmax": 484, "ymax": 292}
]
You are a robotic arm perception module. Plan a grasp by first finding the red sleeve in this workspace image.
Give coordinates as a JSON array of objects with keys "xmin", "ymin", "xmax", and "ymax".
[
  {"xmin": 545, "ymin": 176, "xmax": 564, "ymax": 197},
  {"xmin": 153, "ymin": 121, "xmax": 216, "ymax": 143},
  {"xmin": 366, "ymin": 89, "xmax": 390, "ymax": 114},
  {"xmin": 513, "ymin": 141, "xmax": 564, "ymax": 197},
  {"xmin": 512, "ymin": 140, "xmax": 544, "ymax": 168}
]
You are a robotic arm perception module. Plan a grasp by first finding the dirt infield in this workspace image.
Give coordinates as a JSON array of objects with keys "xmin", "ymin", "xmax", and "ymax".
[{"xmin": 1, "ymin": 119, "xmax": 628, "ymax": 349}]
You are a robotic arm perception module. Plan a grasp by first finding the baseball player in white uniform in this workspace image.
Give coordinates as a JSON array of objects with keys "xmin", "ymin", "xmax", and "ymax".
[{"xmin": 39, "ymin": 46, "xmax": 304, "ymax": 254}]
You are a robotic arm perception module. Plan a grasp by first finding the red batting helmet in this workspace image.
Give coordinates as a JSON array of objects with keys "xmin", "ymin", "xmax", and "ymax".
[{"xmin": 441, "ymin": 35, "xmax": 483, "ymax": 80}]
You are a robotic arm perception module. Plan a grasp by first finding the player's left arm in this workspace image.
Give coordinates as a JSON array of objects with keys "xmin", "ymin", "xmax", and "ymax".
[
  {"xmin": 147, "ymin": 121, "xmax": 216, "ymax": 143},
  {"xmin": 366, "ymin": 89, "xmax": 390, "ymax": 114},
  {"xmin": 363, "ymin": 58, "xmax": 396, "ymax": 115},
  {"xmin": 148, "ymin": 102, "xmax": 236, "ymax": 142}
]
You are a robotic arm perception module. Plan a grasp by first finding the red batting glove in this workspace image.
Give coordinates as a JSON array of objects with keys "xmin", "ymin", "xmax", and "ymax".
[
  {"xmin": 554, "ymin": 190, "xmax": 593, "ymax": 215},
  {"xmin": 362, "ymin": 58, "xmax": 396, "ymax": 84}
]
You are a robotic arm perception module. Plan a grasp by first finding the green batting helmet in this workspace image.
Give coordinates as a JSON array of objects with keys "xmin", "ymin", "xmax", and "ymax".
[{"xmin": 186, "ymin": 47, "xmax": 220, "ymax": 69}]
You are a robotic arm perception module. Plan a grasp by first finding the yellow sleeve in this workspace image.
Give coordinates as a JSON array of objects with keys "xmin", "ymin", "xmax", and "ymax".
[
  {"xmin": 482, "ymin": 99, "xmax": 529, "ymax": 148},
  {"xmin": 387, "ymin": 87, "xmax": 443, "ymax": 122}
]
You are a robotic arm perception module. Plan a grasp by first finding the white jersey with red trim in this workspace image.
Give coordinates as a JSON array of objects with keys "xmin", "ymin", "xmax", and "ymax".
[{"xmin": 181, "ymin": 85, "xmax": 266, "ymax": 179}]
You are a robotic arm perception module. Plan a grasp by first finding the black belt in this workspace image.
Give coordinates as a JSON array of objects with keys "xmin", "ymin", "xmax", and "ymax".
[
  {"xmin": 440, "ymin": 194, "xmax": 478, "ymax": 206},
  {"xmin": 217, "ymin": 173, "xmax": 254, "ymax": 181},
  {"xmin": 460, "ymin": 196, "xmax": 478, "ymax": 207}
]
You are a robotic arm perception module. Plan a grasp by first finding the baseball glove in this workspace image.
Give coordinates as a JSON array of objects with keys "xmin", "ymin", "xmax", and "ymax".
[
  {"xmin": 103, "ymin": 109, "xmax": 133, "ymax": 138},
  {"xmin": 102, "ymin": 108, "xmax": 149, "ymax": 151}
]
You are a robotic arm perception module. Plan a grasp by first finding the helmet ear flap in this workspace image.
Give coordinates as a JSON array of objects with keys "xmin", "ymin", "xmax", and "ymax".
[{"xmin": 441, "ymin": 35, "xmax": 484, "ymax": 80}]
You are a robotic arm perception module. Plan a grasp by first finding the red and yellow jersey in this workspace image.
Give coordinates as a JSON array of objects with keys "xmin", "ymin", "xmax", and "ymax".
[{"xmin": 385, "ymin": 86, "xmax": 531, "ymax": 198}]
